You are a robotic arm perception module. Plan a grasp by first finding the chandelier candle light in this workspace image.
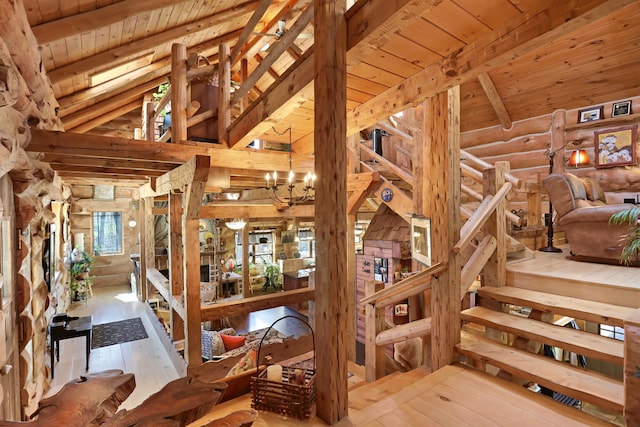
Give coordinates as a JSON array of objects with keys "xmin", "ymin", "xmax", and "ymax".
[{"xmin": 265, "ymin": 127, "xmax": 316, "ymax": 207}]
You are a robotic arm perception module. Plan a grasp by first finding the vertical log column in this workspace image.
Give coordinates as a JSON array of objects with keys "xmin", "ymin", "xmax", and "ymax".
[
  {"xmin": 171, "ymin": 44, "xmax": 187, "ymax": 143},
  {"xmin": 242, "ymin": 225, "xmax": 250, "ymax": 298},
  {"xmin": 364, "ymin": 280, "xmax": 385, "ymax": 382},
  {"xmin": 314, "ymin": 0, "xmax": 348, "ymax": 423},
  {"xmin": 416, "ymin": 102, "xmax": 431, "ymax": 368},
  {"xmin": 141, "ymin": 197, "xmax": 154, "ymax": 301},
  {"xmin": 168, "ymin": 192, "xmax": 185, "ymax": 342},
  {"xmin": 218, "ymin": 43, "xmax": 231, "ymax": 147},
  {"xmin": 624, "ymin": 309, "xmax": 640, "ymax": 426},
  {"xmin": 427, "ymin": 87, "xmax": 461, "ymax": 371}
]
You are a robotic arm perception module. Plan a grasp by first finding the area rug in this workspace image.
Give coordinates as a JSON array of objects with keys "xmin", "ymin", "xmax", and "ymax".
[{"xmin": 91, "ymin": 317, "xmax": 148, "ymax": 349}]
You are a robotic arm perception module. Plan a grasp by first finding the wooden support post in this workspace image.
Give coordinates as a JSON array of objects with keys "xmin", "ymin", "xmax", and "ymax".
[
  {"xmin": 240, "ymin": 58, "xmax": 249, "ymax": 113},
  {"xmin": 169, "ymin": 192, "xmax": 185, "ymax": 341},
  {"xmin": 364, "ymin": 280, "xmax": 385, "ymax": 382},
  {"xmin": 482, "ymin": 162, "xmax": 508, "ymax": 289},
  {"xmin": 624, "ymin": 309, "xmax": 640, "ymax": 426},
  {"xmin": 314, "ymin": 0, "xmax": 348, "ymax": 422},
  {"xmin": 218, "ymin": 43, "xmax": 231, "ymax": 147},
  {"xmin": 184, "ymin": 215, "xmax": 202, "ymax": 365},
  {"xmin": 171, "ymin": 43, "xmax": 187, "ymax": 143},
  {"xmin": 347, "ymin": 213, "xmax": 356, "ymax": 362},
  {"xmin": 550, "ymin": 110, "xmax": 567, "ymax": 174},
  {"xmin": 143, "ymin": 101, "xmax": 155, "ymax": 141},
  {"xmin": 242, "ymin": 225, "xmax": 250, "ymax": 298},
  {"xmin": 428, "ymin": 87, "xmax": 461, "ymax": 371},
  {"xmin": 141, "ymin": 197, "xmax": 154, "ymax": 301}
]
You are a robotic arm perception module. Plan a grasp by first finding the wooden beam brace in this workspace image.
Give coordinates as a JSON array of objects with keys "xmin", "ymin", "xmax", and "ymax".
[
  {"xmin": 477, "ymin": 72, "xmax": 512, "ymax": 130},
  {"xmin": 152, "ymin": 155, "xmax": 210, "ymax": 197},
  {"xmin": 371, "ymin": 178, "xmax": 412, "ymax": 222},
  {"xmin": 359, "ymin": 142, "xmax": 412, "ymax": 185},
  {"xmin": 347, "ymin": 171, "xmax": 380, "ymax": 215}
]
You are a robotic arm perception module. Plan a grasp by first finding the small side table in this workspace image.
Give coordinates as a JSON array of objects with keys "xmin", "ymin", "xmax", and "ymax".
[{"xmin": 49, "ymin": 315, "xmax": 93, "ymax": 379}]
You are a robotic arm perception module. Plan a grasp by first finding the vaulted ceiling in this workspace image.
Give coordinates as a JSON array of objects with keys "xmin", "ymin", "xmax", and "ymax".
[{"xmin": 20, "ymin": 0, "xmax": 640, "ymax": 191}]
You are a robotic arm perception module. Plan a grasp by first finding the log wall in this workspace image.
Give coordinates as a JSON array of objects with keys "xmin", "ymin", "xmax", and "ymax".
[
  {"xmin": 461, "ymin": 95, "xmax": 640, "ymax": 238},
  {"xmin": 69, "ymin": 185, "xmax": 139, "ymax": 288}
]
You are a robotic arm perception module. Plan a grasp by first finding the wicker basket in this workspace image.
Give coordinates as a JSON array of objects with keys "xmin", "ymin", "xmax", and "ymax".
[{"xmin": 251, "ymin": 315, "xmax": 315, "ymax": 419}]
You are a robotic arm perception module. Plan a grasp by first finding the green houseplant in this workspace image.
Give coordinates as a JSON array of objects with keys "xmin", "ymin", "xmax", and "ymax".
[
  {"xmin": 263, "ymin": 263, "xmax": 282, "ymax": 291},
  {"xmin": 609, "ymin": 206, "xmax": 640, "ymax": 265},
  {"xmin": 70, "ymin": 248, "xmax": 94, "ymax": 297}
]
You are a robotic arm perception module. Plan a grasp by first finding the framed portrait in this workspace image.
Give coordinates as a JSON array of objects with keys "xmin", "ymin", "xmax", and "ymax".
[
  {"xmin": 93, "ymin": 184, "xmax": 114, "ymax": 201},
  {"xmin": 594, "ymin": 125, "xmax": 637, "ymax": 169},
  {"xmin": 612, "ymin": 100, "xmax": 632, "ymax": 117},
  {"xmin": 578, "ymin": 106, "xmax": 604, "ymax": 123},
  {"xmin": 281, "ymin": 230, "xmax": 295, "ymax": 244},
  {"xmin": 410, "ymin": 216, "xmax": 432, "ymax": 267}
]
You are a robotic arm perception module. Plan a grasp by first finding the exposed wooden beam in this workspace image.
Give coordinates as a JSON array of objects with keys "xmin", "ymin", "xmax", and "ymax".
[
  {"xmin": 62, "ymin": 78, "xmax": 165, "ymax": 130},
  {"xmin": 347, "ymin": 0, "xmax": 630, "ymax": 135},
  {"xmin": 41, "ymin": 154, "xmax": 179, "ymax": 173},
  {"xmin": 31, "ymin": 0, "xmax": 191, "ymax": 44},
  {"xmin": 47, "ymin": 2, "xmax": 258, "ymax": 83},
  {"xmin": 477, "ymin": 73, "xmax": 512, "ymax": 130},
  {"xmin": 230, "ymin": 0, "xmax": 273, "ymax": 63},
  {"xmin": 28, "ymin": 129, "xmax": 313, "ymax": 171},
  {"xmin": 67, "ymin": 100, "xmax": 141, "ymax": 134},
  {"xmin": 231, "ymin": 3, "xmax": 314, "ymax": 106},
  {"xmin": 229, "ymin": 0, "xmax": 439, "ymax": 149},
  {"xmin": 345, "ymin": 0, "xmax": 439, "ymax": 67},
  {"xmin": 200, "ymin": 203, "xmax": 314, "ymax": 218}
]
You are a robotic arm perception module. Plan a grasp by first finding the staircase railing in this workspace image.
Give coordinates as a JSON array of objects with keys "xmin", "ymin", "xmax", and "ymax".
[{"xmin": 360, "ymin": 159, "xmax": 515, "ymax": 382}]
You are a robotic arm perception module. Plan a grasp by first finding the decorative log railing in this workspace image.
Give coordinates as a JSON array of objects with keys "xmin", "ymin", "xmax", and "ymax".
[{"xmin": 360, "ymin": 161, "xmax": 512, "ymax": 382}]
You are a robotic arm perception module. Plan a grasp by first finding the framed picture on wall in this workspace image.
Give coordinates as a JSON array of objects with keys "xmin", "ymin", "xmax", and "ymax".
[
  {"xmin": 93, "ymin": 184, "xmax": 114, "ymax": 201},
  {"xmin": 578, "ymin": 106, "xmax": 604, "ymax": 123},
  {"xmin": 612, "ymin": 100, "xmax": 632, "ymax": 117},
  {"xmin": 410, "ymin": 216, "xmax": 432, "ymax": 267},
  {"xmin": 594, "ymin": 125, "xmax": 637, "ymax": 169}
]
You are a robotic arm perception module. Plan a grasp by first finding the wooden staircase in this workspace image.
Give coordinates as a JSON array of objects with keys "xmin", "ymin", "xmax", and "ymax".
[{"xmin": 456, "ymin": 286, "xmax": 631, "ymax": 419}]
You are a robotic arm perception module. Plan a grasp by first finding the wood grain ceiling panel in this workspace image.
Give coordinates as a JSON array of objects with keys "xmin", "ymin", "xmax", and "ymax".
[
  {"xmin": 423, "ymin": 0, "xmax": 491, "ymax": 44},
  {"xmin": 453, "ymin": 0, "xmax": 522, "ymax": 30},
  {"xmin": 360, "ymin": 51, "xmax": 422, "ymax": 79},
  {"xmin": 399, "ymin": 18, "xmax": 464, "ymax": 57},
  {"xmin": 379, "ymin": 36, "xmax": 440, "ymax": 69}
]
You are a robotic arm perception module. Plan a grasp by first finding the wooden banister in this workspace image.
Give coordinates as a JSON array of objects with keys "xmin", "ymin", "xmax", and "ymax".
[
  {"xmin": 455, "ymin": 182, "xmax": 512, "ymax": 254},
  {"xmin": 461, "ymin": 149, "xmax": 522, "ymax": 188},
  {"xmin": 359, "ymin": 263, "xmax": 445, "ymax": 308}
]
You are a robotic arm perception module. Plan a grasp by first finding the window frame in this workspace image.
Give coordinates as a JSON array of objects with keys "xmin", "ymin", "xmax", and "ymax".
[{"xmin": 92, "ymin": 211, "xmax": 124, "ymax": 256}]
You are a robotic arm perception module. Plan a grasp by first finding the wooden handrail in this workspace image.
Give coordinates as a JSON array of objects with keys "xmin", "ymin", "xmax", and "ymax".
[
  {"xmin": 460, "ymin": 235, "xmax": 496, "ymax": 294},
  {"xmin": 455, "ymin": 181, "xmax": 512, "ymax": 254},
  {"xmin": 461, "ymin": 149, "xmax": 522, "ymax": 188},
  {"xmin": 359, "ymin": 263, "xmax": 445, "ymax": 307}
]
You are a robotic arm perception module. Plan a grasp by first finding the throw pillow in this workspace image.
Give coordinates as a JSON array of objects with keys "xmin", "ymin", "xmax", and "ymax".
[
  {"xmin": 201, "ymin": 330, "xmax": 226, "ymax": 359},
  {"xmin": 226, "ymin": 348, "xmax": 257, "ymax": 377},
  {"xmin": 221, "ymin": 334, "xmax": 246, "ymax": 351}
]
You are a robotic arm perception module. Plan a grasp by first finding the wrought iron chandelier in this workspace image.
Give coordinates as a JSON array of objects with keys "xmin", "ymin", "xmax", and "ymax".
[{"xmin": 264, "ymin": 127, "xmax": 315, "ymax": 207}]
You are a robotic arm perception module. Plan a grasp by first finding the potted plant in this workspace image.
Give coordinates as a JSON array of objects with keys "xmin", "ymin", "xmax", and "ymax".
[
  {"xmin": 609, "ymin": 206, "xmax": 640, "ymax": 265},
  {"xmin": 263, "ymin": 263, "xmax": 282, "ymax": 291},
  {"xmin": 70, "ymin": 248, "xmax": 94, "ymax": 299}
]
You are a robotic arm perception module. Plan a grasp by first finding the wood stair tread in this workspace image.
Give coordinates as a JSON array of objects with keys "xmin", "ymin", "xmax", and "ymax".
[
  {"xmin": 477, "ymin": 286, "xmax": 636, "ymax": 327},
  {"xmin": 461, "ymin": 306, "xmax": 624, "ymax": 364},
  {"xmin": 456, "ymin": 330, "xmax": 624, "ymax": 414},
  {"xmin": 348, "ymin": 367, "xmax": 430, "ymax": 411}
]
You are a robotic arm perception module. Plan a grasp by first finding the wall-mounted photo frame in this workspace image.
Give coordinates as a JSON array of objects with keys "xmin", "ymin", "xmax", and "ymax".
[
  {"xmin": 281, "ymin": 230, "xmax": 295, "ymax": 244},
  {"xmin": 612, "ymin": 100, "xmax": 632, "ymax": 117},
  {"xmin": 410, "ymin": 216, "xmax": 432, "ymax": 267},
  {"xmin": 594, "ymin": 125, "xmax": 637, "ymax": 169},
  {"xmin": 93, "ymin": 184, "xmax": 114, "ymax": 201},
  {"xmin": 578, "ymin": 106, "xmax": 604, "ymax": 123}
]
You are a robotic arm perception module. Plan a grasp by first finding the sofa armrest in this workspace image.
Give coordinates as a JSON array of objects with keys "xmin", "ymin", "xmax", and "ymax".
[{"xmin": 558, "ymin": 204, "xmax": 636, "ymax": 224}]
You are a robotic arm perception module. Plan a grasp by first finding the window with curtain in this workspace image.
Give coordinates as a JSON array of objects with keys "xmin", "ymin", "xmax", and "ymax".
[{"xmin": 93, "ymin": 211, "xmax": 123, "ymax": 255}]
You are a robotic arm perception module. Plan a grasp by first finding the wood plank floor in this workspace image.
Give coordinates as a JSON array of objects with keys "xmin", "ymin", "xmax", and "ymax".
[{"xmin": 44, "ymin": 285, "xmax": 181, "ymax": 410}]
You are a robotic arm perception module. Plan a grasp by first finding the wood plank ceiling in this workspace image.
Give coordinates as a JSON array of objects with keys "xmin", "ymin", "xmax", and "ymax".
[{"xmin": 21, "ymin": 0, "xmax": 640, "ymax": 191}]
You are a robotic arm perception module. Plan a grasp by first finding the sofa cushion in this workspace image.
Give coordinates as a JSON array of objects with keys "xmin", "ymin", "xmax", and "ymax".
[
  {"xmin": 565, "ymin": 173, "xmax": 587, "ymax": 200},
  {"xmin": 582, "ymin": 177, "xmax": 607, "ymax": 202},
  {"xmin": 543, "ymin": 174, "xmax": 580, "ymax": 218}
]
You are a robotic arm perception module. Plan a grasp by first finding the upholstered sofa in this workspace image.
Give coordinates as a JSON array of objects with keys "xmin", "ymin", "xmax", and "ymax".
[{"xmin": 543, "ymin": 173, "xmax": 637, "ymax": 264}]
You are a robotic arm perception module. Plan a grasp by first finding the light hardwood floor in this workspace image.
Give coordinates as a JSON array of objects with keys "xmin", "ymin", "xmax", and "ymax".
[{"xmin": 44, "ymin": 285, "xmax": 180, "ymax": 410}]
